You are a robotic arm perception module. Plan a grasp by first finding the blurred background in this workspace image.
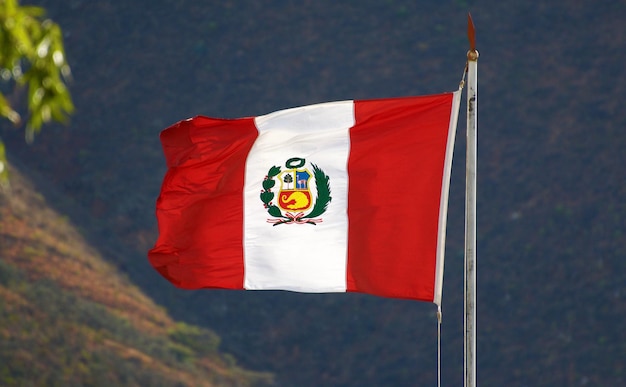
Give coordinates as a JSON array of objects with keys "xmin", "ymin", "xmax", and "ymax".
[{"xmin": 1, "ymin": 1, "xmax": 624, "ymax": 385}]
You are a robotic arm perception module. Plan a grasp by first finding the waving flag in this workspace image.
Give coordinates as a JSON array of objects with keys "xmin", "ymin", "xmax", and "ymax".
[{"xmin": 149, "ymin": 91, "xmax": 461, "ymax": 304}]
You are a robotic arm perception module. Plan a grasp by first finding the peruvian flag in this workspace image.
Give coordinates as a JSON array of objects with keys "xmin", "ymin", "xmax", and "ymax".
[{"xmin": 149, "ymin": 91, "xmax": 461, "ymax": 304}]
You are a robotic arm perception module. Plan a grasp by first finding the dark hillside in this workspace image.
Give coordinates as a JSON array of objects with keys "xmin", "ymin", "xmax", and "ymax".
[{"xmin": 1, "ymin": 0, "xmax": 625, "ymax": 385}]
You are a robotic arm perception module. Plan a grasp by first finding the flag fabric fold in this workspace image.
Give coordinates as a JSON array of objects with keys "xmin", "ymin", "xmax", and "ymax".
[{"xmin": 149, "ymin": 91, "xmax": 461, "ymax": 304}]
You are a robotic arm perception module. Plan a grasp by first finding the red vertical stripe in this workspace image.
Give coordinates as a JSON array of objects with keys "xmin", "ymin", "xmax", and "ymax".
[
  {"xmin": 148, "ymin": 116, "xmax": 258, "ymax": 289},
  {"xmin": 346, "ymin": 94, "xmax": 454, "ymax": 301}
]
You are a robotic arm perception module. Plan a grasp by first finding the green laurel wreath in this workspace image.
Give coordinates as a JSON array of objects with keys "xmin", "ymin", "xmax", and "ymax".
[
  {"xmin": 303, "ymin": 164, "xmax": 332, "ymax": 219},
  {"xmin": 260, "ymin": 163, "xmax": 332, "ymax": 225},
  {"xmin": 260, "ymin": 165, "xmax": 283, "ymax": 218}
]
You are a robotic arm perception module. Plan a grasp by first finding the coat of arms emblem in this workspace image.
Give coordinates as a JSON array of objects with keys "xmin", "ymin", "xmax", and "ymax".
[{"xmin": 260, "ymin": 157, "xmax": 331, "ymax": 225}]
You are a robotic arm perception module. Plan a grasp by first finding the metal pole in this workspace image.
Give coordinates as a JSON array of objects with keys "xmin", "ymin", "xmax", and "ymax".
[{"xmin": 465, "ymin": 13, "xmax": 478, "ymax": 387}]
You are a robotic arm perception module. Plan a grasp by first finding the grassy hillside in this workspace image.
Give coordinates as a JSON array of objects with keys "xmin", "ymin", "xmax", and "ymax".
[{"xmin": 0, "ymin": 163, "xmax": 273, "ymax": 386}]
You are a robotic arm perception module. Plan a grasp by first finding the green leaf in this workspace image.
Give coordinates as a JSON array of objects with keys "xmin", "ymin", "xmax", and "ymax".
[
  {"xmin": 267, "ymin": 206, "xmax": 282, "ymax": 217},
  {"xmin": 268, "ymin": 165, "xmax": 281, "ymax": 177},
  {"xmin": 0, "ymin": 1, "xmax": 73, "ymax": 146},
  {"xmin": 260, "ymin": 191, "xmax": 274, "ymax": 204},
  {"xmin": 262, "ymin": 178, "xmax": 275, "ymax": 190},
  {"xmin": 21, "ymin": 5, "xmax": 46, "ymax": 18},
  {"xmin": 0, "ymin": 93, "xmax": 21, "ymax": 124}
]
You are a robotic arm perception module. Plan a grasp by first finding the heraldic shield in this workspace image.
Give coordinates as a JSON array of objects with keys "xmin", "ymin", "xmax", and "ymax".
[
  {"xmin": 278, "ymin": 168, "xmax": 312, "ymax": 211},
  {"xmin": 260, "ymin": 157, "xmax": 331, "ymax": 226}
]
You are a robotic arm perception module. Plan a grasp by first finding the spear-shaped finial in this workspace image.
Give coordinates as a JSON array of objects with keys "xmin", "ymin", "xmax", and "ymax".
[{"xmin": 467, "ymin": 13, "xmax": 479, "ymax": 61}]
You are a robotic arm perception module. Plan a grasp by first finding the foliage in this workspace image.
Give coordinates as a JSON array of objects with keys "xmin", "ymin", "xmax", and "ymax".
[
  {"xmin": 168, "ymin": 322, "xmax": 221, "ymax": 357},
  {"xmin": 0, "ymin": 0, "xmax": 74, "ymax": 183},
  {"xmin": 0, "ymin": 260, "xmax": 273, "ymax": 386},
  {"xmin": 0, "ymin": 139, "xmax": 6, "ymax": 187}
]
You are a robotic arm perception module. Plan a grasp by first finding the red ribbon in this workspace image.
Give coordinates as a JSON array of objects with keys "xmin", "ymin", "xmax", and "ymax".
[{"xmin": 267, "ymin": 212, "xmax": 323, "ymax": 225}]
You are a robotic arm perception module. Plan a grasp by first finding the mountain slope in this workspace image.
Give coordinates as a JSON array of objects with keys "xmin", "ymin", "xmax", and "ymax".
[{"xmin": 0, "ymin": 162, "xmax": 273, "ymax": 386}]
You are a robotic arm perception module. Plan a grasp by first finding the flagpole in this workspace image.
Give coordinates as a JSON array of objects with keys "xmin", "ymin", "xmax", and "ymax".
[{"xmin": 465, "ymin": 13, "xmax": 478, "ymax": 387}]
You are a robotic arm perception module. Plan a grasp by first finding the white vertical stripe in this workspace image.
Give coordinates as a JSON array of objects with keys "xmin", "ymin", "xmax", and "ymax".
[
  {"xmin": 243, "ymin": 101, "xmax": 354, "ymax": 292},
  {"xmin": 434, "ymin": 90, "xmax": 462, "ymax": 306}
]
